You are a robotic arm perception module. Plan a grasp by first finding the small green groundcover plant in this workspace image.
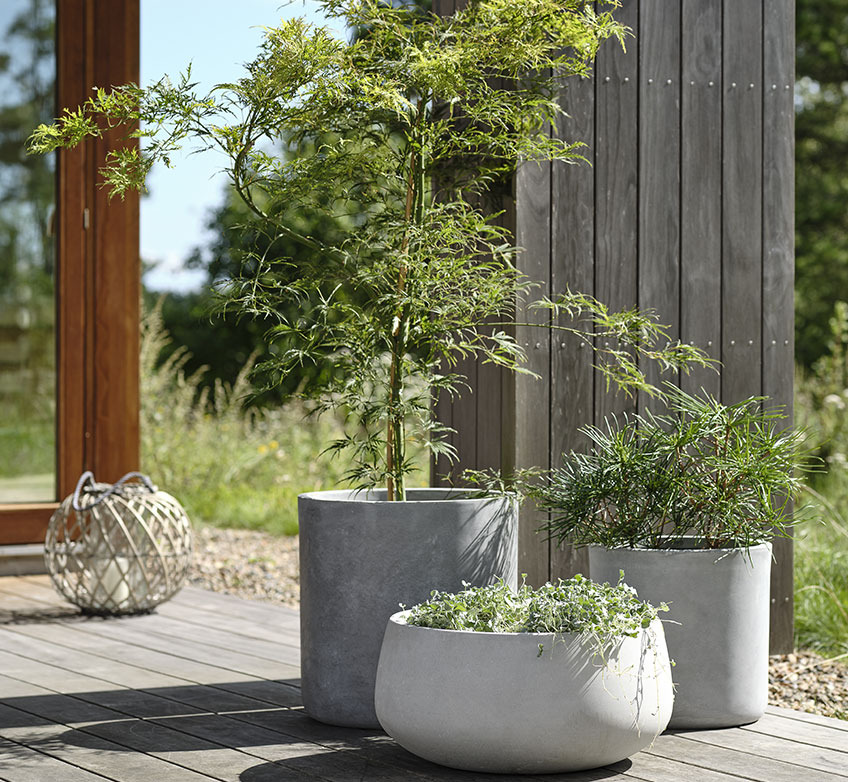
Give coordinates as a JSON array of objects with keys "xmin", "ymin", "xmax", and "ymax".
[
  {"xmin": 536, "ymin": 385, "xmax": 811, "ymax": 551},
  {"xmin": 404, "ymin": 574, "xmax": 667, "ymax": 654}
]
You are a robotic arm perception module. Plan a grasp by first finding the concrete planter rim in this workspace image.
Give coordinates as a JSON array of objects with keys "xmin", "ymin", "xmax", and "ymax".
[
  {"xmin": 592, "ymin": 539, "xmax": 773, "ymax": 555},
  {"xmin": 298, "ymin": 487, "xmax": 506, "ymax": 505}
]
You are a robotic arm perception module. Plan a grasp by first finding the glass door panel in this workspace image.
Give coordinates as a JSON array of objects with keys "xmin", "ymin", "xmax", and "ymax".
[{"xmin": 0, "ymin": 0, "xmax": 56, "ymax": 503}]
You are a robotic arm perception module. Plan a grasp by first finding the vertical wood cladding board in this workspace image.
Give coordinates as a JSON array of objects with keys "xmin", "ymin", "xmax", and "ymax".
[{"xmin": 431, "ymin": 1, "xmax": 794, "ymax": 649}]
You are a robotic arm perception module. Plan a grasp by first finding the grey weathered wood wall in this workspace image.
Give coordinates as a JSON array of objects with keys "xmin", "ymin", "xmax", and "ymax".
[{"xmin": 433, "ymin": 0, "xmax": 795, "ymax": 653}]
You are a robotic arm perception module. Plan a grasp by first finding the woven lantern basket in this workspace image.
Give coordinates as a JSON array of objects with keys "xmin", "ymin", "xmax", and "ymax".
[{"xmin": 45, "ymin": 471, "xmax": 192, "ymax": 616}]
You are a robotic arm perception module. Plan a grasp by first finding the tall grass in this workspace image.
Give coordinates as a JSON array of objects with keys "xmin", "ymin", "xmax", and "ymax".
[
  {"xmin": 795, "ymin": 301, "xmax": 848, "ymax": 656},
  {"xmin": 140, "ymin": 305, "xmax": 353, "ymax": 536},
  {"xmin": 794, "ymin": 487, "xmax": 848, "ymax": 657}
]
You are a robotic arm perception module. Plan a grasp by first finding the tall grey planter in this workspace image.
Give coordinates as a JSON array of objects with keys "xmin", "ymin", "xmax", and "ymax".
[
  {"xmin": 588, "ymin": 543, "xmax": 772, "ymax": 729},
  {"xmin": 298, "ymin": 488, "xmax": 518, "ymax": 728}
]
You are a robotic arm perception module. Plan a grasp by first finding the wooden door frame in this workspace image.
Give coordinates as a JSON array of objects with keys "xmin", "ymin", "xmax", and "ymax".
[{"xmin": 0, "ymin": 0, "xmax": 140, "ymax": 544}]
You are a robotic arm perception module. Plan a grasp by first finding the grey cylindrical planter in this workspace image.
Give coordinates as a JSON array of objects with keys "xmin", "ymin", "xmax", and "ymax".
[
  {"xmin": 588, "ymin": 542, "xmax": 772, "ymax": 729},
  {"xmin": 298, "ymin": 488, "xmax": 518, "ymax": 728},
  {"xmin": 375, "ymin": 612, "xmax": 673, "ymax": 774}
]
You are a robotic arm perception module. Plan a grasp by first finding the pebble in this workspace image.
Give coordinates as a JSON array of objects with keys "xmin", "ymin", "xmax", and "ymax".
[{"xmin": 188, "ymin": 526, "xmax": 848, "ymax": 721}]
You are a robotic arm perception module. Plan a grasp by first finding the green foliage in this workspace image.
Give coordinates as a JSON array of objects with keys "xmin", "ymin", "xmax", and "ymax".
[
  {"xmin": 148, "ymin": 178, "xmax": 357, "ymax": 406},
  {"xmin": 0, "ymin": 415, "xmax": 52, "ymax": 478},
  {"xmin": 0, "ymin": 0, "xmax": 57, "ymax": 490},
  {"xmin": 536, "ymin": 291, "xmax": 714, "ymax": 396},
  {"xmin": 140, "ymin": 303, "xmax": 359, "ymax": 535},
  {"xmin": 794, "ymin": 491, "xmax": 848, "ymax": 657},
  {"xmin": 405, "ymin": 574, "xmax": 668, "ymax": 652},
  {"xmin": 795, "ymin": 0, "xmax": 848, "ymax": 368},
  {"xmin": 0, "ymin": 0, "xmax": 55, "ymax": 285},
  {"xmin": 794, "ymin": 303, "xmax": 848, "ymax": 655},
  {"xmin": 536, "ymin": 386, "xmax": 809, "ymax": 550},
  {"xmin": 796, "ymin": 302, "xmax": 848, "ymax": 477},
  {"xmin": 31, "ymin": 0, "xmax": 711, "ymax": 499}
]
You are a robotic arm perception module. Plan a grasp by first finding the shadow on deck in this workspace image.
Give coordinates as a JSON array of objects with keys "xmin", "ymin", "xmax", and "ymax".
[{"xmin": 0, "ymin": 574, "xmax": 845, "ymax": 782}]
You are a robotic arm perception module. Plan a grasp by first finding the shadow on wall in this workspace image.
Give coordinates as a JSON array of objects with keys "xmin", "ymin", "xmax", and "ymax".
[{"xmin": 457, "ymin": 494, "xmax": 518, "ymax": 587}]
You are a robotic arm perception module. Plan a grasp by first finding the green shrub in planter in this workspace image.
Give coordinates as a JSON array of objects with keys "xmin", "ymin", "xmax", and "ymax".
[
  {"xmin": 405, "ymin": 574, "xmax": 666, "ymax": 648},
  {"xmin": 375, "ymin": 576, "xmax": 674, "ymax": 773},
  {"xmin": 535, "ymin": 385, "xmax": 813, "ymax": 728},
  {"xmin": 538, "ymin": 384, "xmax": 808, "ymax": 550}
]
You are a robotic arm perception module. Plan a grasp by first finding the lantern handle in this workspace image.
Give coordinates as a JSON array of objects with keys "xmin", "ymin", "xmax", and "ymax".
[{"xmin": 72, "ymin": 470, "xmax": 157, "ymax": 512}]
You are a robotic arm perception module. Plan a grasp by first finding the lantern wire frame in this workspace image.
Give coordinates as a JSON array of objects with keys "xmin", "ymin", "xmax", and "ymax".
[{"xmin": 44, "ymin": 472, "xmax": 193, "ymax": 616}]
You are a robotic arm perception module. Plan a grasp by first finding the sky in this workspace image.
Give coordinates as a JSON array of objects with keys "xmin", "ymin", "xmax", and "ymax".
[{"xmin": 140, "ymin": 0, "xmax": 343, "ymax": 292}]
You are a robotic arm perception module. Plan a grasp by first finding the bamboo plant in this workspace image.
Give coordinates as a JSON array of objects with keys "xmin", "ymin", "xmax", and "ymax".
[{"xmin": 30, "ymin": 0, "xmax": 709, "ymax": 499}]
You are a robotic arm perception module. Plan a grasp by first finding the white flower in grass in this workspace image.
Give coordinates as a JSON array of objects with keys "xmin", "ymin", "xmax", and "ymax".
[{"xmin": 824, "ymin": 394, "xmax": 845, "ymax": 409}]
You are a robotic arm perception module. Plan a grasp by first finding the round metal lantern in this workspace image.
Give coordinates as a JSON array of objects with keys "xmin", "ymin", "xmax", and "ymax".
[{"xmin": 44, "ymin": 471, "xmax": 192, "ymax": 616}]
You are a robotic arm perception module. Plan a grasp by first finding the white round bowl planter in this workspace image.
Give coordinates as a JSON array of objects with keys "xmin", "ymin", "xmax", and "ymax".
[{"xmin": 374, "ymin": 579, "xmax": 674, "ymax": 774}]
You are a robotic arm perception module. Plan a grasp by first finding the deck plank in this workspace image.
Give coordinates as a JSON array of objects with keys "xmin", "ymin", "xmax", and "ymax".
[
  {"xmin": 156, "ymin": 602, "xmax": 301, "ymax": 648},
  {"xmin": 610, "ymin": 751, "xmax": 755, "ymax": 781},
  {"xmin": 2, "ymin": 577, "xmax": 302, "ymax": 647},
  {"xmin": 6, "ymin": 576, "xmax": 302, "ymax": 646},
  {"xmin": 0, "ymin": 673, "xmax": 238, "ymax": 726},
  {"xmin": 0, "ymin": 736, "xmax": 115, "ymax": 782},
  {"xmin": 0, "ymin": 586, "xmax": 79, "ymax": 624},
  {"xmin": 2, "ymin": 575, "xmax": 846, "ymax": 782},
  {"xmin": 0, "ymin": 674, "xmax": 138, "ymax": 727},
  {"xmin": 105, "ymin": 611, "xmax": 299, "ymax": 659},
  {"xmin": 57, "ymin": 616, "xmax": 301, "ymax": 674},
  {"xmin": 0, "ymin": 704, "xmax": 219, "ymax": 781},
  {"xmin": 0, "ymin": 628, "xmax": 300, "ymax": 713},
  {"xmin": 649, "ymin": 733, "xmax": 848, "ymax": 782},
  {"xmin": 0, "ymin": 677, "xmax": 332, "ymax": 781},
  {"xmin": 768, "ymin": 705, "xmax": 848, "ymax": 733},
  {"xmin": 0, "ymin": 654, "xmax": 299, "ymax": 717},
  {"xmin": 76, "ymin": 717, "xmax": 302, "ymax": 782},
  {"xmin": 0, "ymin": 625, "xmax": 230, "ymax": 689},
  {"xmin": 172, "ymin": 586, "xmax": 300, "ymax": 624},
  {"xmin": 677, "ymin": 725, "xmax": 848, "ymax": 777},
  {"xmin": 1, "ymin": 620, "xmax": 297, "ymax": 683},
  {"xmin": 742, "ymin": 712, "xmax": 848, "ymax": 753},
  {"xmin": 148, "ymin": 713, "xmax": 449, "ymax": 782},
  {"xmin": 229, "ymin": 705, "xmax": 652, "ymax": 782}
]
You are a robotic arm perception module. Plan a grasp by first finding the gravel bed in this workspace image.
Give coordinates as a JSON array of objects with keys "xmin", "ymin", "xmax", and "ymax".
[
  {"xmin": 769, "ymin": 651, "xmax": 848, "ymax": 720},
  {"xmin": 188, "ymin": 526, "xmax": 300, "ymax": 608},
  {"xmin": 188, "ymin": 526, "xmax": 848, "ymax": 721}
]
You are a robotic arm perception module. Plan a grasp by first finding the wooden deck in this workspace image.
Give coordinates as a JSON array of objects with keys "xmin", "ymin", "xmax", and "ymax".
[{"xmin": 0, "ymin": 575, "xmax": 845, "ymax": 782}]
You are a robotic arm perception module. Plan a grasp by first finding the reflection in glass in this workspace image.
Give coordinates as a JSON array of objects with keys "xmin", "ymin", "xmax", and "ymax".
[{"xmin": 0, "ymin": 0, "xmax": 56, "ymax": 503}]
